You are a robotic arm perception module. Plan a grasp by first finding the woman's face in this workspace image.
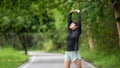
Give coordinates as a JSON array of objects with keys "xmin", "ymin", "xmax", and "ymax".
[{"xmin": 70, "ymin": 23, "xmax": 78, "ymax": 30}]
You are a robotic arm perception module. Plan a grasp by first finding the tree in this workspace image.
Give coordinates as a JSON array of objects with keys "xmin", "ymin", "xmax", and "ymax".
[
  {"xmin": 112, "ymin": 0, "xmax": 120, "ymax": 47},
  {"xmin": 0, "ymin": 0, "xmax": 55, "ymax": 54}
]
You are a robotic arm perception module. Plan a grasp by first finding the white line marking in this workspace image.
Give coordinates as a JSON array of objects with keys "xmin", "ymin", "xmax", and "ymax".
[
  {"xmin": 82, "ymin": 60, "xmax": 96, "ymax": 68},
  {"xmin": 22, "ymin": 57, "xmax": 35, "ymax": 68}
]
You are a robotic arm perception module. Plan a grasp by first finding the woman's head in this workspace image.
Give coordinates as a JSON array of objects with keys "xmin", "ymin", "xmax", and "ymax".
[{"xmin": 70, "ymin": 22, "xmax": 78, "ymax": 30}]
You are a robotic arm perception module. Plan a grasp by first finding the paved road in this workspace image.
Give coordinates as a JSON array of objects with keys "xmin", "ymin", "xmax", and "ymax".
[{"xmin": 18, "ymin": 52, "xmax": 96, "ymax": 68}]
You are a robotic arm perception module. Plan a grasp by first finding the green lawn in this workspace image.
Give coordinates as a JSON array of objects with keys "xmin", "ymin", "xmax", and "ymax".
[
  {"xmin": 80, "ymin": 46, "xmax": 120, "ymax": 68},
  {"xmin": 0, "ymin": 47, "xmax": 28, "ymax": 68}
]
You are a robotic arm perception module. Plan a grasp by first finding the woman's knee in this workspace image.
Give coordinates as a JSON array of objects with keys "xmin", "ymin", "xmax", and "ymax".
[{"xmin": 74, "ymin": 59, "xmax": 81, "ymax": 63}]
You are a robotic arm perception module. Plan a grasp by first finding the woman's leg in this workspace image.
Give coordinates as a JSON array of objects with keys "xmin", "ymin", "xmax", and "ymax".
[
  {"xmin": 74, "ymin": 59, "xmax": 82, "ymax": 68},
  {"xmin": 64, "ymin": 60, "xmax": 71, "ymax": 68}
]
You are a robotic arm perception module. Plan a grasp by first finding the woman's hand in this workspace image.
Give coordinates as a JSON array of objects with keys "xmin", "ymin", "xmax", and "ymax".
[
  {"xmin": 70, "ymin": 9, "xmax": 75, "ymax": 13},
  {"xmin": 70, "ymin": 9, "xmax": 80, "ymax": 13},
  {"xmin": 75, "ymin": 10, "xmax": 80, "ymax": 12}
]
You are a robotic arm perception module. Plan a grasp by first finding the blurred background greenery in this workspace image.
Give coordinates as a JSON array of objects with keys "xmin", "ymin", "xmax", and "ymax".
[{"xmin": 0, "ymin": 0, "xmax": 120, "ymax": 68}]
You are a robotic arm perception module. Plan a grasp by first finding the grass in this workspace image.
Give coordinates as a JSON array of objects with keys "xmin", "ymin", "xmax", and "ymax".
[
  {"xmin": 80, "ymin": 45, "xmax": 120, "ymax": 68},
  {"xmin": 0, "ymin": 47, "xmax": 28, "ymax": 68}
]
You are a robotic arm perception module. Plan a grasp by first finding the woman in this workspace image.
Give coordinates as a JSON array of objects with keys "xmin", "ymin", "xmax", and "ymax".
[{"xmin": 64, "ymin": 9, "xmax": 82, "ymax": 68}]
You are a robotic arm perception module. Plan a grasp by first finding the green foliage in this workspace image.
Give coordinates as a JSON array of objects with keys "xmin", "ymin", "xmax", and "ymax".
[
  {"xmin": 80, "ymin": 44, "xmax": 120, "ymax": 68},
  {"xmin": 79, "ymin": 1, "xmax": 119, "ymax": 68},
  {"xmin": 81, "ymin": 1, "xmax": 118, "ymax": 49},
  {"xmin": 0, "ymin": 0, "xmax": 55, "ymax": 33},
  {"xmin": 0, "ymin": 47, "xmax": 28, "ymax": 68}
]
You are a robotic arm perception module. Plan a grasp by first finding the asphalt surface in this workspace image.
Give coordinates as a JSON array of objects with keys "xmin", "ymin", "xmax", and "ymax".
[{"xmin": 18, "ymin": 52, "xmax": 96, "ymax": 68}]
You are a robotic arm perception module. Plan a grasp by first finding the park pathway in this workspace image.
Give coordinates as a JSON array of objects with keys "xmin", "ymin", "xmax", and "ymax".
[{"xmin": 18, "ymin": 51, "xmax": 96, "ymax": 68}]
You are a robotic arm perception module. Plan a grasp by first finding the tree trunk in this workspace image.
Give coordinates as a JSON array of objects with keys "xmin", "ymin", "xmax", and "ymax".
[
  {"xmin": 86, "ymin": 25, "xmax": 94, "ymax": 52},
  {"xmin": 18, "ymin": 33, "xmax": 28, "ymax": 54},
  {"xmin": 114, "ymin": 11, "xmax": 120, "ymax": 47},
  {"xmin": 113, "ymin": 0, "xmax": 120, "ymax": 47},
  {"xmin": 2, "ymin": 32, "xmax": 9, "ymax": 41},
  {"xmin": 0, "ymin": 32, "xmax": 4, "ymax": 47},
  {"xmin": 11, "ymin": 32, "xmax": 17, "ymax": 49}
]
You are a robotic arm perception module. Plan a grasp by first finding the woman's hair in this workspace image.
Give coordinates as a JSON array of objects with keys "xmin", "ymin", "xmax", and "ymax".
[{"xmin": 72, "ymin": 22, "xmax": 77, "ymax": 26}]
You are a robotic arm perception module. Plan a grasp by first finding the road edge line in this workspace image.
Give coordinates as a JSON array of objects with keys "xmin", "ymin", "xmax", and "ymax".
[
  {"xmin": 22, "ymin": 56, "xmax": 35, "ymax": 68},
  {"xmin": 82, "ymin": 60, "xmax": 96, "ymax": 68}
]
